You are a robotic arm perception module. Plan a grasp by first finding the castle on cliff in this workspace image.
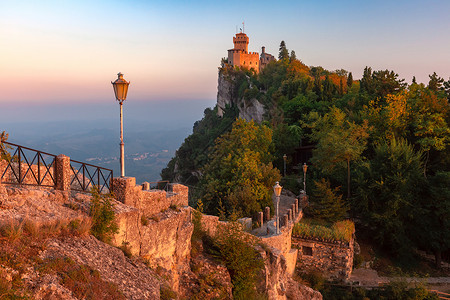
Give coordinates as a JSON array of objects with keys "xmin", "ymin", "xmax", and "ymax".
[{"xmin": 227, "ymin": 31, "xmax": 275, "ymax": 73}]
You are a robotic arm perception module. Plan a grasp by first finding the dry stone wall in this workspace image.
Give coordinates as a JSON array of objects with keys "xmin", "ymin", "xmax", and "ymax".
[{"xmin": 292, "ymin": 236, "xmax": 354, "ymax": 280}]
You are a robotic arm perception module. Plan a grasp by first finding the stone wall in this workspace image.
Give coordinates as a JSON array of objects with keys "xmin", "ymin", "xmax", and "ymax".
[
  {"xmin": 292, "ymin": 236, "xmax": 354, "ymax": 280},
  {"xmin": 110, "ymin": 176, "xmax": 192, "ymax": 292},
  {"xmin": 112, "ymin": 177, "xmax": 188, "ymax": 217}
]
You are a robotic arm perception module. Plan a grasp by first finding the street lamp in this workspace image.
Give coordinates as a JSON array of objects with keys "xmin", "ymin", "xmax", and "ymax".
[
  {"xmin": 273, "ymin": 181, "xmax": 282, "ymax": 234},
  {"xmin": 283, "ymin": 154, "xmax": 287, "ymax": 177},
  {"xmin": 111, "ymin": 72, "xmax": 130, "ymax": 178},
  {"xmin": 303, "ymin": 163, "xmax": 308, "ymax": 194}
]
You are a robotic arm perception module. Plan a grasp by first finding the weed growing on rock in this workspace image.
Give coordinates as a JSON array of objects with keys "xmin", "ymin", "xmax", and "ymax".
[
  {"xmin": 89, "ymin": 188, "xmax": 118, "ymax": 243},
  {"xmin": 208, "ymin": 222, "xmax": 266, "ymax": 299},
  {"xmin": 140, "ymin": 215, "xmax": 149, "ymax": 226}
]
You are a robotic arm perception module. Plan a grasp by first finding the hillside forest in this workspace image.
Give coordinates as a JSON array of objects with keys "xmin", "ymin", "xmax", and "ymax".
[{"xmin": 161, "ymin": 41, "xmax": 450, "ymax": 266}]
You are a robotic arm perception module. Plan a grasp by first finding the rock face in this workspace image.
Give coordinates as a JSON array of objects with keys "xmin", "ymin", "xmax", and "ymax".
[
  {"xmin": 262, "ymin": 248, "xmax": 323, "ymax": 300},
  {"xmin": 42, "ymin": 236, "xmax": 160, "ymax": 299},
  {"xmin": 216, "ymin": 71, "xmax": 266, "ymax": 123},
  {"xmin": 111, "ymin": 177, "xmax": 193, "ymax": 293}
]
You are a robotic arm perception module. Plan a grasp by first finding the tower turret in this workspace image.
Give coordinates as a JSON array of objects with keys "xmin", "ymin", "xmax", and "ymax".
[{"xmin": 233, "ymin": 33, "xmax": 249, "ymax": 53}]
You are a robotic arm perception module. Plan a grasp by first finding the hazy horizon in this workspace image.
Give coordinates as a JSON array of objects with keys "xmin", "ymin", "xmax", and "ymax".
[
  {"xmin": 2, "ymin": 0, "xmax": 450, "ymax": 106},
  {"xmin": 1, "ymin": 99, "xmax": 216, "ymax": 183}
]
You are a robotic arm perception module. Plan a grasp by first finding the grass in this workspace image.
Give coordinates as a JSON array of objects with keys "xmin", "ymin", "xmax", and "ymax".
[
  {"xmin": 0, "ymin": 217, "xmax": 125, "ymax": 299},
  {"xmin": 293, "ymin": 219, "xmax": 355, "ymax": 243}
]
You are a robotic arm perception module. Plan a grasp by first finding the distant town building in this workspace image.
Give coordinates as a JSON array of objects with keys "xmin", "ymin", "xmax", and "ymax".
[{"xmin": 227, "ymin": 32, "xmax": 275, "ymax": 73}]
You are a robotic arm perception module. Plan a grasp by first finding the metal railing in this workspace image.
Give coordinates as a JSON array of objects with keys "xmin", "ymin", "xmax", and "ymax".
[
  {"xmin": 70, "ymin": 159, "xmax": 113, "ymax": 193},
  {"xmin": 0, "ymin": 142, "xmax": 57, "ymax": 187},
  {"xmin": 0, "ymin": 141, "xmax": 113, "ymax": 194}
]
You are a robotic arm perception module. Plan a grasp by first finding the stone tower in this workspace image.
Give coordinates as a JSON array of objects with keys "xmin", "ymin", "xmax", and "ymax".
[
  {"xmin": 233, "ymin": 33, "xmax": 249, "ymax": 52},
  {"xmin": 227, "ymin": 32, "xmax": 260, "ymax": 73}
]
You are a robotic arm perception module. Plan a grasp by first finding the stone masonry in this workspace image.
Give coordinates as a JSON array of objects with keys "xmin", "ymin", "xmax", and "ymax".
[{"xmin": 292, "ymin": 236, "xmax": 355, "ymax": 280}]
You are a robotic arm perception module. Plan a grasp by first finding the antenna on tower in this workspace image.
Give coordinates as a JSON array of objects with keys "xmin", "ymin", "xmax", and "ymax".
[{"xmin": 242, "ymin": 21, "xmax": 245, "ymax": 33}]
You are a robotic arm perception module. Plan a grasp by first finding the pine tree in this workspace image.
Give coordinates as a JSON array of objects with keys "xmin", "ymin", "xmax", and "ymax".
[
  {"xmin": 308, "ymin": 178, "xmax": 348, "ymax": 223},
  {"xmin": 278, "ymin": 41, "xmax": 289, "ymax": 60},
  {"xmin": 428, "ymin": 72, "xmax": 444, "ymax": 91},
  {"xmin": 289, "ymin": 50, "xmax": 297, "ymax": 62},
  {"xmin": 347, "ymin": 72, "xmax": 353, "ymax": 88}
]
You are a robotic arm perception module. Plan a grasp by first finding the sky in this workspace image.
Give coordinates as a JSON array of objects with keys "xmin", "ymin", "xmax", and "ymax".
[{"xmin": 1, "ymin": 0, "xmax": 450, "ymax": 105}]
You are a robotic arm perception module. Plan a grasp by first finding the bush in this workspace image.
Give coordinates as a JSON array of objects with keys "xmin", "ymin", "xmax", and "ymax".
[
  {"xmin": 89, "ymin": 188, "xmax": 118, "ymax": 243},
  {"xmin": 209, "ymin": 223, "xmax": 265, "ymax": 299},
  {"xmin": 293, "ymin": 220, "xmax": 354, "ymax": 243}
]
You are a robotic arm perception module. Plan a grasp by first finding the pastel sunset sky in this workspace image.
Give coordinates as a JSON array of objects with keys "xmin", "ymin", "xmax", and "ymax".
[{"xmin": 1, "ymin": 0, "xmax": 449, "ymax": 105}]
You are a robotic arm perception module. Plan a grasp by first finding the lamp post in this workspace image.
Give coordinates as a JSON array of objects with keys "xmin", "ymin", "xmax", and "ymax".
[
  {"xmin": 302, "ymin": 163, "xmax": 308, "ymax": 194},
  {"xmin": 283, "ymin": 154, "xmax": 287, "ymax": 177},
  {"xmin": 273, "ymin": 181, "xmax": 282, "ymax": 234},
  {"xmin": 111, "ymin": 72, "xmax": 130, "ymax": 178}
]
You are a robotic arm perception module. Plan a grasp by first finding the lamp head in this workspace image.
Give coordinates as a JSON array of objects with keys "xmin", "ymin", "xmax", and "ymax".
[
  {"xmin": 112, "ymin": 72, "xmax": 130, "ymax": 102},
  {"xmin": 273, "ymin": 181, "xmax": 282, "ymax": 197},
  {"xmin": 303, "ymin": 163, "xmax": 308, "ymax": 174}
]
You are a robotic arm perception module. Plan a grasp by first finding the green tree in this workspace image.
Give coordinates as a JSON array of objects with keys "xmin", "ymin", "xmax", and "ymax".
[
  {"xmin": 308, "ymin": 107, "xmax": 369, "ymax": 198},
  {"xmin": 372, "ymin": 69, "xmax": 406, "ymax": 99},
  {"xmin": 414, "ymin": 172, "xmax": 450, "ymax": 267},
  {"xmin": 360, "ymin": 66, "xmax": 374, "ymax": 95},
  {"xmin": 408, "ymin": 85, "xmax": 450, "ymax": 177},
  {"xmin": 428, "ymin": 72, "xmax": 444, "ymax": 92},
  {"xmin": 278, "ymin": 40, "xmax": 289, "ymax": 61},
  {"xmin": 289, "ymin": 50, "xmax": 297, "ymax": 62},
  {"xmin": 354, "ymin": 139, "xmax": 424, "ymax": 257},
  {"xmin": 322, "ymin": 75, "xmax": 335, "ymax": 102},
  {"xmin": 307, "ymin": 178, "xmax": 348, "ymax": 223},
  {"xmin": 199, "ymin": 119, "xmax": 281, "ymax": 218},
  {"xmin": 346, "ymin": 72, "xmax": 353, "ymax": 88},
  {"xmin": 444, "ymin": 77, "xmax": 450, "ymax": 100}
]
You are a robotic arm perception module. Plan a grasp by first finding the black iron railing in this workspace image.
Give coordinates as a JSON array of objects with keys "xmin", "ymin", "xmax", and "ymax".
[
  {"xmin": 70, "ymin": 159, "xmax": 113, "ymax": 193},
  {"xmin": 0, "ymin": 142, "xmax": 57, "ymax": 187},
  {"xmin": 0, "ymin": 141, "xmax": 113, "ymax": 193}
]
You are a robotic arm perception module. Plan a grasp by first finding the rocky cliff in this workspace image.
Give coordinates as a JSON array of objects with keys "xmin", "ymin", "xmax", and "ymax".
[
  {"xmin": 0, "ymin": 178, "xmax": 322, "ymax": 299},
  {"xmin": 216, "ymin": 70, "xmax": 266, "ymax": 123}
]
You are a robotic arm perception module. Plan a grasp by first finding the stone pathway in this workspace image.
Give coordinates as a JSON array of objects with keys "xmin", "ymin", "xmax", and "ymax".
[
  {"xmin": 251, "ymin": 192, "xmax": 301, "ymax": 237},
  {"xmin": 349, "ymin": 268, "xmax": 450, "ymax": 293}
]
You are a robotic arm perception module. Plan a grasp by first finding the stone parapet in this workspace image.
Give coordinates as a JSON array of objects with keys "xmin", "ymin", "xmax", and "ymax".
[{"xmin": 112, "ymin": 177, "xmax": 189, "ymax": 217}]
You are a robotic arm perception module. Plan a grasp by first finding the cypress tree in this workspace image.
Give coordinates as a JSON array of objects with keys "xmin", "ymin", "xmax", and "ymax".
[{"xmin": 347, "ymin": 72, "xmax": 353, "ymax": 88}]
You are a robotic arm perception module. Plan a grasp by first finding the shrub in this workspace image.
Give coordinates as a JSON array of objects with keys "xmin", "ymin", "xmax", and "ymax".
[
  {"xmin": 293, "ymin": 220, "xmax": 354, "ymax": 243},
  {"xmin": 140, "ymin": 215, "xmax": 149, "ymax": 226},
  {"xmin": 89, "ymin": 188, "xmax": 118, "ymax": 243},
  {"xmin": 210, "ymin": 223, "xmax": 265, "ymax": 299}
]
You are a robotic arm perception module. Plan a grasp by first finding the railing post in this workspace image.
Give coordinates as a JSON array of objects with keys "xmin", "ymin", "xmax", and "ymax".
[
  {"xmin": 56, "ymin": 154, "xmax": 71, "ymax": 191},
  {"xmin": 18, "ymin": 147, "xmax": 22, "ymax": 184}
]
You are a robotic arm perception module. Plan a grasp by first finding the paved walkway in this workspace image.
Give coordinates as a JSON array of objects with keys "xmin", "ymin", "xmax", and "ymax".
[
  {"xmin": 251, "ymin": 192, "xmax": 301, "ymax": 237},
  {"xmin": 349, "ymin": 268, "xmax": 450, "ymax": 293}
]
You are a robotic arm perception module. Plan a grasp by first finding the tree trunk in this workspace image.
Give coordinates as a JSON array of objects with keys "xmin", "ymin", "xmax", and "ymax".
[
  {"xmin": 434, "ymin": 249, "xmax": 442, "ymax": 269},
  {"xmin": 347, "ymin": 159, "xmax": 351, "ymax": 199}
]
